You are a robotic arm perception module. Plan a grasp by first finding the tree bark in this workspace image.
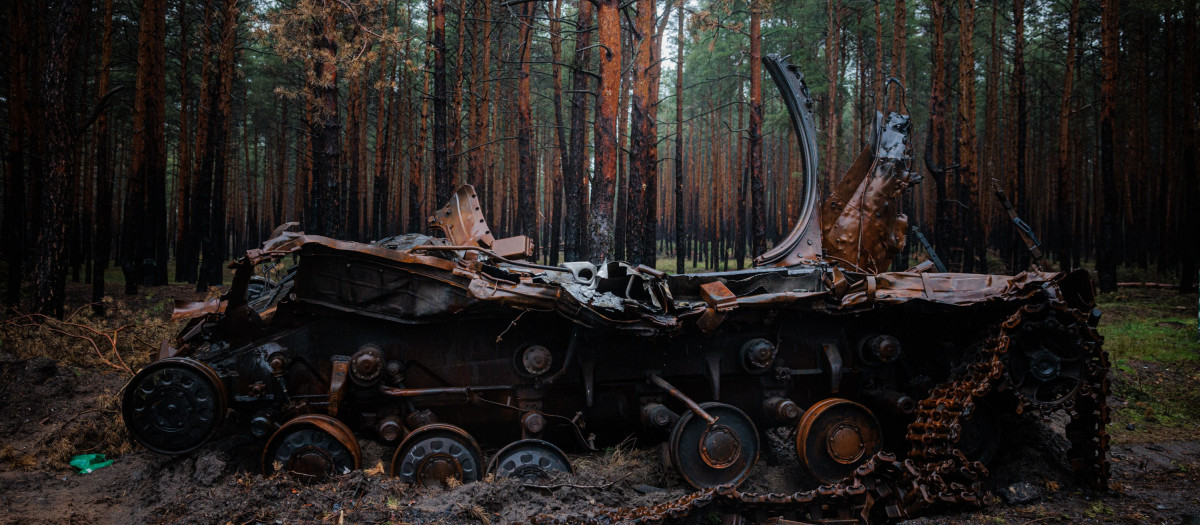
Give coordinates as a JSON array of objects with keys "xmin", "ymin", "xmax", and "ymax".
[
  {"xmin": 517, "ymin": 2, "xmax": 537, "ymax": 257},
  {"xmin": 4, "ymin": 0, "xmax": 30, "ymax": 307},
  {"xmin": 32, "ymin": 0, "xmax": 89, "ymax": 317},
  {"xmin": 674, "ymin": 1, "xmax": 686, "ymax": 274},
  {"xmin": 1054, "ymin": 0, "xmax": 1079, "ymax": 270},
  {"xmin": 1096, "ymin": 0, "xmax": 1119, "ymax": 292},
  {"xmin": 565, "ymin": 0, "xmax": 594, "ymax": 261},
  {"xmin": 957, "ymin": 0, "xmax": 980, "ymax": 272},
  {"xmin": 91, "ymin": 0, "xmax": 116, "ymax": 315},
  {"xmin": 587, "ymin": 0, "xmax": 620, "ymax": 263},
  {"xmin": 432, "ymin": 0, "xmax": 451, "ymax": 205},
  {"xmin": 310, "ymin": 0, "xmax": 342, "ymax": 238},
  {"xmin": 627, "ymin": 0, "xmax": 659, "ymax": 267},
  {"xmin": 749, "ymin": 1, "xmax": 767, "ymax": 256},
  {"xmin": 123, "ymin": 0, "xmax": 168, "ymax": 293}
]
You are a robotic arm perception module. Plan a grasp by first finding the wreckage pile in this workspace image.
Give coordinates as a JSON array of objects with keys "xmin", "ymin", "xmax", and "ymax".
[{"xmin": 121, "ymin": 55, "xmax": 1108, "ymax": 524}]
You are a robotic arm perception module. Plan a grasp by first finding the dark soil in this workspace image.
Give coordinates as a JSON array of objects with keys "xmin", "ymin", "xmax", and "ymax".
[{"xmin": 1, "ymin": 284, "xmax": 1198, "ymax": 524}]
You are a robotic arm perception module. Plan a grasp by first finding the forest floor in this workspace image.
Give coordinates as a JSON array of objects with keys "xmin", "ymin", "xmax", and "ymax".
[{"xmin": 0, "ymin": 280, "xmax": 1197, "ymax": 525}]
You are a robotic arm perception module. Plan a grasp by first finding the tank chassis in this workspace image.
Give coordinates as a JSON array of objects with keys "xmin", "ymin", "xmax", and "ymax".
[{"xmin": 121, "ymin": 54, "xmax": 1109, "ymax": 523}]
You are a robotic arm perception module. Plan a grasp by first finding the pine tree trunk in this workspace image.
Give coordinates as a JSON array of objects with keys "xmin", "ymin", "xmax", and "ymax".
[
  {"xmin": 565, "ymin": 0, "xmax": 594, "ymax": 261},
  {"xmin": 92, "ymin": 0, "xmax": 116, "ymax": 315},
  {"xmin": 749, "ymin": 2, "xmax": 767, "ymax": 256},
  {"xmin": 957, "ymin": 0, "xmax": 980, "ymax": 272},
  {"xmin": 311, "ymin": 1, "xmax": 342, "ymax": 238},
  {"xmin": 1055, "ymin": 0, "xmax": 1079, "ymax": 270},
  {"xmin": 588, "ymin": 0, "xmax": 620, "ymax": 263},
  {"xmin": 1096, "ymin": 0, "xmax": 1119, "ymax": 292},
  {"xmin": 32, "ymin": 0, "xmax": 89, "ymax": 317},
  {"xmin": 4, "ymin": 0, "xmax": 30, "ymax": 307},
  {"xmin": 432, "ymin": 0, "xmax": 451, "ymax": 205},
  {"xmin": 674, "ymin": 0, "xmax": 686, "ymax": 274},
  {"xmin": 517, "ymin": 2, "xmax": 537, "ymax": 257}
]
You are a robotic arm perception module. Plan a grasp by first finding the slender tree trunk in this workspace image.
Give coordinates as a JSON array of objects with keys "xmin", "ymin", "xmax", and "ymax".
[
  {"xmin": 674, "ymin": 0, "xmax": 685, "ymax": 274},
  {"xmin": 823, "ymin": 0, "xmax": 842, "ymax": 192},
  {"xmin": 432, "ymin": 0, "xmax": 451, "ymax": 205},
  {"xmin": 311, "ymin": 1, "xmax": 342, "ymax": 237},
  {"xmin": 123, "ymin": 0, "xmax": 168, "ymax": 293},
  {"xmin": 749, "ymin": 1, "xmax": 767, "ymax": 256},
  {"xmin": 32, "ymin": 0, "xmax": 89, "ymax": 317},
  {"xmin": 410, "ymin": 20, "xmax": 433, "ymax": 230},
  {"xmin": 196, "ymin": 0, "xmax": 237, "ymax": 291},
  {"xmin": 1055, "ymin": 0, "xmax": 1079, "ymax": 270},
  {"xmin": 1096, "ymin": 0, "xmax": 1119, "ymax": 292},
  {"xmin": 1012, "ymin": 0, "xmax": 1029, "ymax": 271},
  {"xmin": 588, "ymin": 0, "xmax": 620, "ymax": 262},
  {"xmin": 565, "ymin": 0, "xmax": 594, "ymax": 261},
  {"xmin": 627, "ymin": 0, "xmax": 658, "ymax": 266},
  {"xmin": 929, "ymin": 0, "xmax": 953, "ymax": 267},
  {"xmin": 4, "ymin": 0, "xmax": 30, "ymax": 307},
  {"xmin": 91, "ymin": 0, "xmax": 116, "ymax": 314},
  {"xmin": 517, "ymin": 2, "xmax": 537, "ymax": 256},
  {"xmin": 957, "ymin": 0, "xmax": 980, "ymax": 272},
  {"xmin": 889, "ymin": 0, "xmax": 906, "ymax": 110},
  {"xmin": 548, "ymin": 0, "xmax": 568, "ymax": 265}
]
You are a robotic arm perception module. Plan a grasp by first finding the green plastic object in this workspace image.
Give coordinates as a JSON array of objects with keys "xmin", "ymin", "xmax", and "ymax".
[{"xmin": 69, "ymin": 454, "xmax": 113, "ymax": 474}]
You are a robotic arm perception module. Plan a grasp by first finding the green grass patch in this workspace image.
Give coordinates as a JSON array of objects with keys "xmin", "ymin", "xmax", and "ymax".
[
  {"xmin": 1098, "ymin": 287, "xmax": 1200, "ymax": 439},
  {"xmin": 1097, "ymin": 288, "xmax": 1198, "ymax": 364}
]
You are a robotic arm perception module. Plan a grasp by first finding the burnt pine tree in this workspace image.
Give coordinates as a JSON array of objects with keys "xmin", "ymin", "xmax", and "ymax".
[
  {"xmin": 565, "ymin": 0, "xmax": 594, "ymax": 261},
  {"xmin": 32, "ymin": 0, "xmax": 90, "ymax": 317}
]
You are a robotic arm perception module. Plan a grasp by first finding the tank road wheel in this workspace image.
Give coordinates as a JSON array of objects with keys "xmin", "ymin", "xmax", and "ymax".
[
  {"xmin": 795, "ymin": 398, "xmax": 882, "ymax": 484},
  {"xmin": 487, "ymin": 439, "xmax": 574, "ymax": 481},
  {"xmin": 263, "ymin": 415, "xmax": 362, "ymax": 481},
  {"xmin": 122, "ymin": 358, "xmax": 227, "ymax": 455},
  {"xmin": 390, "ymin": 424, "xmax": 484, "ymax": 488},
  {"xmin": 668, "ymin": 402, "xmax": 759, "ymax": 489}
]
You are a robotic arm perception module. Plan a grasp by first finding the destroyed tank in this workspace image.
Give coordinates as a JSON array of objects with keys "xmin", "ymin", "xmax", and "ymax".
[{"xmin": 122, "ymin": 54, "xmax": 1109, "ymax": 523}]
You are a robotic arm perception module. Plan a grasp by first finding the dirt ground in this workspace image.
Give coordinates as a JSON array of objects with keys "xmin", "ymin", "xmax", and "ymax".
[{"xmin": 1, "ymin": 282, "xmax": 1198, "ymax": 525}]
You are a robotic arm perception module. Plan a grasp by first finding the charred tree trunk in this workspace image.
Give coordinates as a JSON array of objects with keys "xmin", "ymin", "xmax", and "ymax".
[
  {"xmin": 1055, "ymin": 0, "xmax": 1079, "ymax": 270},
  {"xmin": 1096, "ymin": 0, "xmax": 1119, "ymax": 292},
  {"xmin": 627, "ymin": 0, "xmax": 658, "ymax": 267},
  {"xmin": 310, "ymin": 2, "xmax": 342, "ymax": 238},
  {"xmin": 565, "ymin": 0, "xmax": 594, "ymax": 261},
  {"xmin": 1011, "ymin": 0, "xmax": 1029, "ymax": 271},
  {"xmin": 4, "ymin": 0, "xmax": 30, "ymax": 307},
  {"xmin": 432, "ymin": 0, "xmax": 451, "ymax": 204},
  {"xmin": 517, "ymin": 2, "xmax": 537, "ymax": 257},
  {"xmin": 928, "ymin": 0, "xmax": 953, "ymax": 268},
  {"xmin": 122, "ymin": 0, "xmax": 168, "ymax": 293},
  {"xmin": 957, "ymin": 0, "xmax": 980, "ymax": 273},
  {"xmin": 32, "ymin": 0, "xmax": 89, "ymax": 317},
  {"xmin": 196, "ymin": 0, "xmax": 237, "ymax": 291},
  {"xmin": 91, "ymin": 0, "xmax": 116, "ymax": 315}
]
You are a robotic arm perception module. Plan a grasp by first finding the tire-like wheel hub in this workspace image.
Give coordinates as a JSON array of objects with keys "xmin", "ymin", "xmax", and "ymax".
[
  {"xmin": 668, "ymin": 403, "xmax": 759, "ymax": 489},
  {"xmin": 488, "ymin": 439, "xmax": 574, "ymax": 480},
  {"xmin": 122, "ymin": 359, "xmax": 226, "ymax": 455},
  {"xmin": 392, "ymin": 425, "xmax": 483, "ymax": 488}
]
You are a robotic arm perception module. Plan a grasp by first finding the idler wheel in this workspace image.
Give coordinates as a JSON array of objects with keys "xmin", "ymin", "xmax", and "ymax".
[
  {"xmin": 122, "ymin": 358, "xmax": 227, "ymax": 455},
  {"xmin": 795, "ymin": 398, "xmax": 881, "ymax": 484},
  {"xmin": 263, "ymin": 414, "xmax": 362, "ymax": 481},
  {"xmin": 390, "ymin": 423, "xmax": 483, "ymax": 488},
  {"xmin": 668, "ymin": 402, "xmax": 759, "ymax": 489},
  {"xmin": 486, "ymin": 439, "xmax": 573, "ymax": 480}
]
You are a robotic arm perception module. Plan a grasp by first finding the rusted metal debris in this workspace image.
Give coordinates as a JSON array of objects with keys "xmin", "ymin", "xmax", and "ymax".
[{"xmin": 123, "ymin": 54, "xmax": 1109, "ymax": 524}]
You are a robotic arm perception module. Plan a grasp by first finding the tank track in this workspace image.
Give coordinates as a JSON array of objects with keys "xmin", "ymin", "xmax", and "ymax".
[{"xmin": 533, "ymin": 295, "xmax": 1110, "ymax": 524}]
